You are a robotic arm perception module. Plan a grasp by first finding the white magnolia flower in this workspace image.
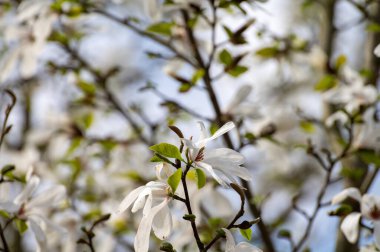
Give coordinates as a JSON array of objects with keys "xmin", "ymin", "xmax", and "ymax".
[
  {"xmin": 323, "ymin": 67, "xmax": 378, "ymax": 113},
  {"xmin": 332, "ymin": 188, "xmax": 380, "ymax": 246},
  {"xmin": 0, "ymin": 0, "xmax": 57, "ymax": 81},
  {"xmin": 182, "ymin": 122, "xmax": 252, "ymax": 188},
  {"xmin": 222, "ymin": 228, "xmax": 263, "ymax": 252},
  {"xmin": 117, "ymin": 181, "xmax": 173, "ymax": 252},
  {"xmin": 0, "ymin": 168, "xmax": 66, "ymax": 252}
]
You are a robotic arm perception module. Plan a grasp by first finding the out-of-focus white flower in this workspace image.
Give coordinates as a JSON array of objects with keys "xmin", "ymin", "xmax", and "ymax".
[
  {"xmin": 0, "ymin": 0, "xmax": 57, "ymax": 81},
  {"xmin": 182, "ymin": 122, "xmax": 251, "ymax": 187},
  {"xmin": 325, "ymin": 111, "xmax": 349, "ymax": 127},
  {"xmin": 323, "ymin": 67, "xmax": 378, "ymax": 114},
  {"xmin": 222, "ymin": 228, "xmax": 263, "ymax": 252},
  {"xmin": 0, "ymin": 168, "xmax": 66, "ymax": 251},
  {"xmin": 117, "ymin": 181, "xmax": 172, "ymax": 252},
  {"xmin": 375, "ymin": 44, "xmax": 380, "ymax": 58},
  {"xmin": 155, "ymin": 162, "xmax": 175, "ymax": 181},
  {"xmin": 224, "ymin": 85, "xmax": 260, "ymax": 118},
  {"xmin": 332, "ymin": 188, "xmax": 380, "ymax": 246}
]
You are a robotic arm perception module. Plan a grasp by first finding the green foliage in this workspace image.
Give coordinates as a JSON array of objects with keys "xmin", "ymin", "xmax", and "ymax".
[
  {"xmin": 314, "ymin": 75, "xmax": 337, "ymax": 91},
  {"xmin": 167, "ymin": 168, "xmax": 182, "ymax": 193},
  {"xmin": 357, "ymin": 149, "xmax": 380, "ymax": 167},
  {"xmin": 149, "ymin": 143, "xmax": 184, "ymax": 161},
  {"xmin": 328, "ymin": 204, "xmax": 353, "ymax": 217},
  {"xmin": 219, "ymin": 49, "xmax": 233, "ymax": 65},
  {"xmin": 299, "ymin": 121, "xmax": 315, "ymax": 134},
  {"xmin": 335, "ymin": 55, "xmax": 347, "ymax": 70},
  {"xmin": 15, "ymin": 219, "xmax": 28, "ymax": 235},
  {"xmin": 367, "ymin": 23, "xmax": 380, "ymax": 33},
  {"xmin": 240, "ymin": 228, "xmax": 252, "ymax": 241},
  {"xmin": 255, "ymin": 47, "xmax": 280, "ymax": 58},
  {"xmin": 195, "ymin": 168, "xmax": 206, "ymax": 189},
  {"xmin": 278, "ymin": 229, "xmax": 291, "ymax": 239},
  {"xmin": 147, "ymin": 22, "xmax": 174, "ymax": 36}
]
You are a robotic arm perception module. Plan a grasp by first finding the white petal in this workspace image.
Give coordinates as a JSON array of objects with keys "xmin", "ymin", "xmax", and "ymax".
[
  {"xmin": 374, "ymin": 221, "xmax": 380, "ymax": 248},
  {"xmin": 325, "ymin": 111, "xmax": 348, "ymax": 127},
  {"xmin": 225, "ymin": 85, "xmax": 252, "ymax": 113},
  {"xmin": 197, "ymin": 162, "xmax": 228, "ymax": 187},
  {"xmin": 197, "ymin": 121, "xmax": 209, "ymax": 142},
  {"xmin": 27, "ymin": 185, "xmax": 66, "ymax": 209},
  {"xmin": 14, "ymin": 176, "xmax": 40, "ymax": 205},
  {"xmin": 340, "ymin": 212, "xmax": 361, "ymax": 244},
  {"xmin": 0, "ymin": 202, "xmax": 19, "ymax": 212},
  {"xmin": 155, "ymin": 163, "xmax": 174, "ymax": 181},
  {"xmin": 374, "ymin": 44, "xmax": 380, "ymax": 57},
  {"xmin": 205, "ymin": 148, "xmax": 245, "ymax": 164},
  {"xmin": 331, "ymin": 187, "xmax": 361, "ymax": 205},
  {"xmin": 135, "ymin": 199, "xmax": 169, "ymax": 252},
  {"xmin": 28, "ymin": 218, "xmax": 46, "ymax": 247},
  {"xmin": 117, "ymin": 186, "xmax": 145, "ymax": 214},
  {"xmin": 152, "ymin": 204, "xmax": 172, "ymax": 240},
  {"xmin": 361, "ymin": 194, "xmax": 380, "ymax": 220},
  {"xmin": 236, "ymin": 242, "xmax": 263, "ymax": 252},
  {"xmin": 197, "ymin": 122, "xmax": 235, "ymax": 146},
  {"xmin": 222, "ymin": 228, "xmax": 235, "ymax": 252},
  {"xmin": 132, "ymin": 188, "xmax": 153, "ymax": 213}
]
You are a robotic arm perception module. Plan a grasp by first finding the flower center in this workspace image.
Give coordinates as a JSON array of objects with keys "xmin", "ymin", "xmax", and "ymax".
[
  {"xmin": 195, "ymin": 147, "xmax": 205, "ymax": 162},
  {"xmin": 369, "ymin": 206, "xmax": 380, "ymax": 220}
]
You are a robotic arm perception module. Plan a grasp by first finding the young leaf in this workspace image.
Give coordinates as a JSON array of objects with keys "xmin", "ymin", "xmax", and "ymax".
[
  {"xmin": 227, "ymin": 65, "xmax": 248, "ymax": 77},
  {"xmin": 219, "ymin": 49, "xmax": 233, "ymax": 65},
  {"xmin": 314, "ymin": 75, "xmax": 337, "ymax": 91},
  {"xmin": 167, "ymin": 168, "xmax": 182, "ymax": 193},
  {"xmin": 146, "ymin": 22, "xmax": 174, "ymax": 36},
  {"xmin": 15, "ymin": 219, "xmax": 28, "ymax": 234},
  {"xmin": 299, "ymin": 121, "xmax": 315, "ymax": 134},
  {"xmin": 357, "ymin": 149, "xmax": 380, "ymax": 167},
  {"xmin": 195, "ymin": 168, "xmax": 206, "ymax": 189},
  {"xmin": 149, "ymin": 143, "xmax": 184, "ymax": 161},
  {"xmin": 239, "ymin": 228, "xmax": 252, "ymax": 241}
]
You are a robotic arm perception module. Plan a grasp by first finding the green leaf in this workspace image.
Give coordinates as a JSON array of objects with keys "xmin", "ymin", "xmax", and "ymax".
[
  {"xmin": 0, "ymin": 210, "xmax": 10, "ymax": 219},
  {"xmin": 77, "ymin": 80, "xmax": 96, "ymax": 95},
  {"xmin": 239, "ymin": 228, "xmax": 252, "ymax": 241},
  {"xmin": 278, "ymin": 229, "xmax": 291, "ymax": 239},
  {"xmin": 15, "ymin": 219, "xmax": 28, "ymax": 235},
  {"xmin": 227, "ymin": 65, "xmax": 248, "ymax": 77},
  {"xmin": 150, "ymin": 155, "xmax": 165, "ymax": 162},
  {"xmin": 178, "ymin": 83, "xmax": 192, "ymax": 93},
  {"xmin": 195, "ymin": 168, "xmax": 206, "ymax": 189},
  {"xmin": 255, "ymin": 47, "xmax": 279, "ymax": 58},
  {"xmin": 149, "ymin": 143, "xmax": 184, "ymax": 161},
  {"xmin": 357, "ymin": 149, "xmax": 380, "ymax": 167},
  {"xmin": 191, "ymin": 69, "xmax": 205, "ymax": 83},
  {"xmin": 299, "ymin": 121, "xmax": 315, "ymax": 134},
  {"xmin": 82, "ymin": 113, "xmax": 94, "ymax": 129},
  {"xmin": 219, "ymin": 49, "xmax": 233, "ymax": 65},
  {"xmin": 167, "ymin": 168, "xmax": 182, "ymax": 193},
  {"xmin": 335, "ymin": 55, "xmax": 347, "ymax": 70},
  {"xmin": 1, "ymin": 165, "xmax": 15, "ymax": 176},
  {"xmin": 328, "ymin": 204, "xmax": 353, "ymax": 217},
  {"xmin": 65, "ymin": 137, "xmax": 82, "ymax": 157},
  {"xmin": 367, "ymin": 23, "xmax": 380, "ymax": 33},
  {"xmin": 314, "ymin": 75, "xmax": 337, "ymax": 91},
  {"xmin": 146, "ymin": 22, "xmax": 174, "ymax": 36}
]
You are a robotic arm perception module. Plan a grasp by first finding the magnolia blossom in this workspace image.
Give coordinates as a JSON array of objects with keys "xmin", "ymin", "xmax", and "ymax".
[
  {"xmin": 222, "ymin": 228, "xmax": 263, "ymax": 252},
  {"xmin": 182, "ymin": 122, "xmax": 252, "ymax": 188},
  {"xmin": 332, "ymin": 188, "xmax": 380, "ymax": 247},
  {"xmin": 0, "ymin": 0, "xmax": 57, "ymax": 81},
  {"xmin": 0, "ymin": 168, "xmax": 66, "ymax": 251},
  {"xmin": 117, "ymin": 181, "xmax": 173, "ymax": 252},
  {"xmin": 323, "ymin": 67, "xmax": 378, "ymax": 114}
]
